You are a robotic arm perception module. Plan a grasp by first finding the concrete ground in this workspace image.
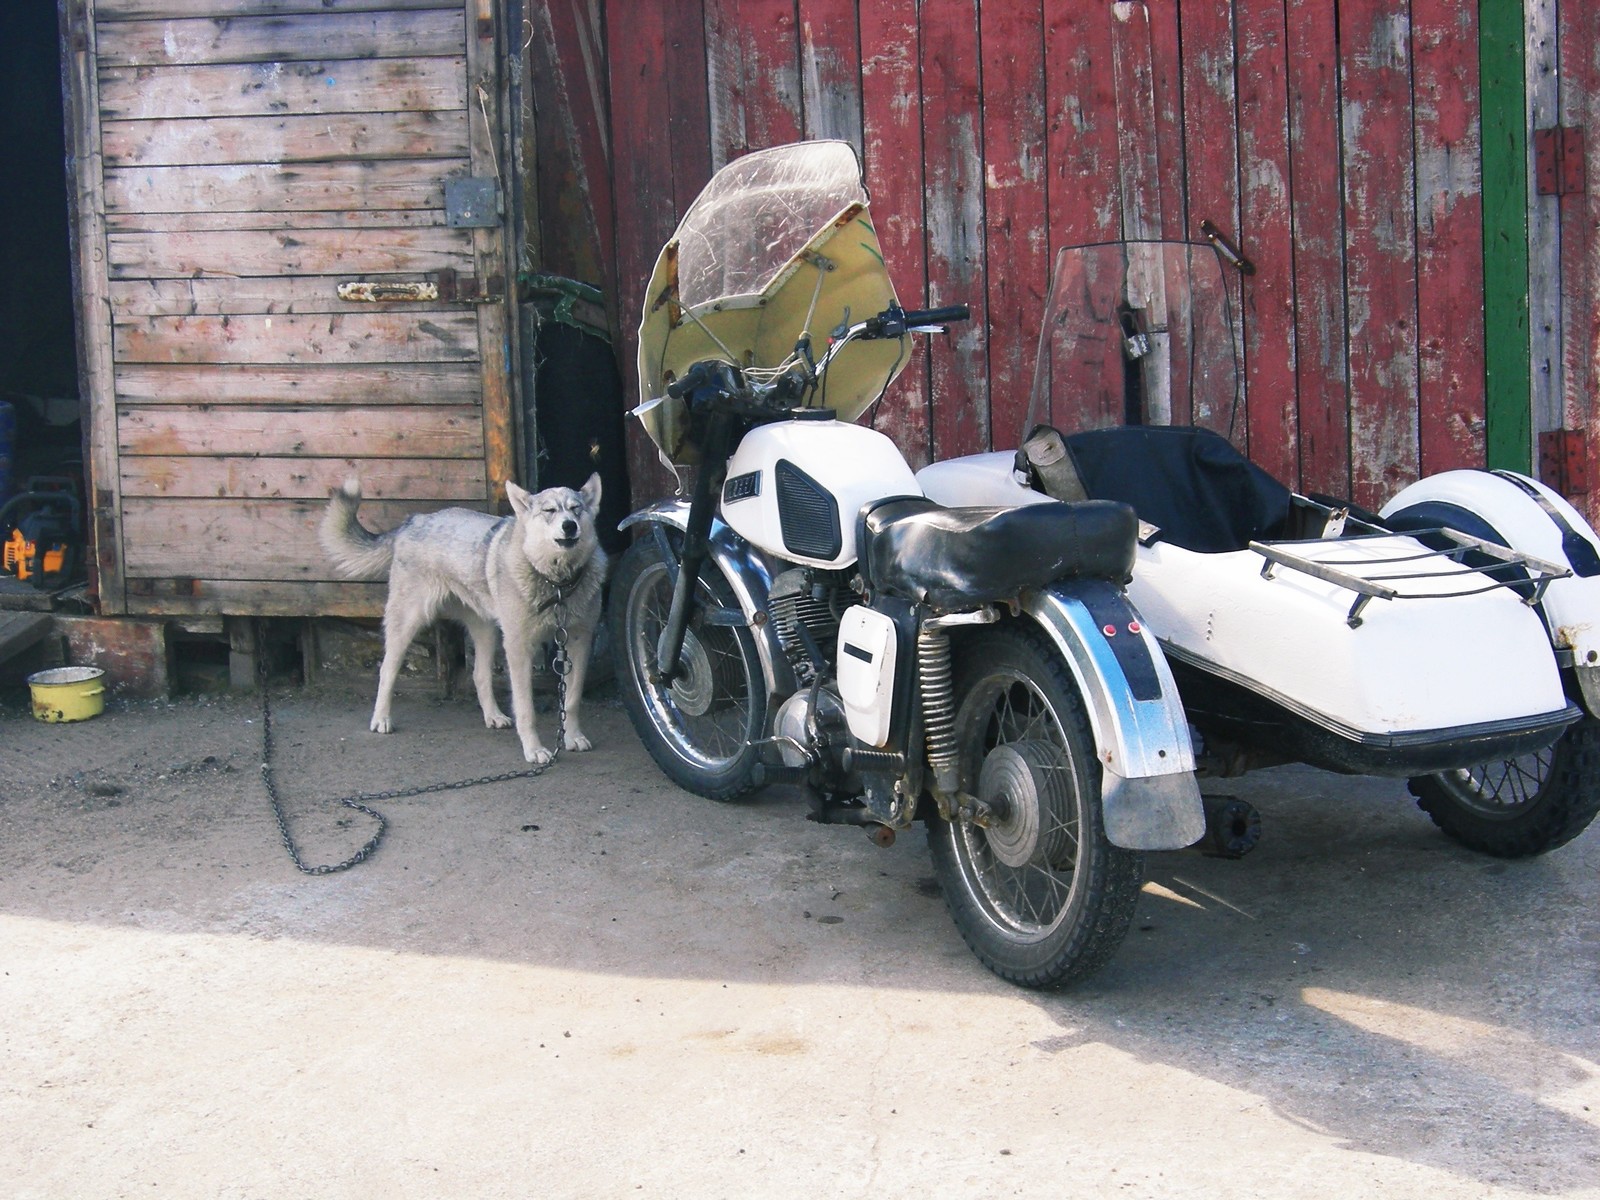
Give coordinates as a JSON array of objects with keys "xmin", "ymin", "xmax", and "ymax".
[{"xmin": 2, "ymin": 669, "xmax": 1598, "ymax": 1198}]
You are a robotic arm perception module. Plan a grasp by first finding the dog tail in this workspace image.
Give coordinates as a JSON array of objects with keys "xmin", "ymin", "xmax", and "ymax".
[{"xmin": 318, "ymin": 478, "xmax": 393, "ymax": 580}]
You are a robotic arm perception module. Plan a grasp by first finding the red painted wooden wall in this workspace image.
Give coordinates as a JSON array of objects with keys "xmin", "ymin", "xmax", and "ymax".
[{"xmin": 526, "ymin": 0, "xmax": 1589, "ymax": 517}]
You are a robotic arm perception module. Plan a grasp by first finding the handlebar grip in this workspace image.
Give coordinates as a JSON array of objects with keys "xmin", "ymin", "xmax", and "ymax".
[{"xmin": 900, "ymin": 304, "xmax": 971, "ymax": 326}]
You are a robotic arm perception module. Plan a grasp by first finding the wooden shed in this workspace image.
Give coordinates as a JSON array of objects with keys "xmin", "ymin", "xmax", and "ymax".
[
  {"xmin": 61, "ymin": 0, "xmax": 522, "ymax": 620},
  {"xmin": 47, "ymin": 0, "xmax": 1600, "ymax": 632}
]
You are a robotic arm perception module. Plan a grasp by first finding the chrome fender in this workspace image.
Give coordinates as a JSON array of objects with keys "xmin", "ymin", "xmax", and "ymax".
[
  {"xmin": 1022, "ymin": 582, "xmax": 1205, "ymax": 851},
  {"xmin": 1382, "ymin": 469, "xmax": 1600, "ymax": 715},
  {"xmin": 619, "ymin": 500, "xmax": 797, "ymax": 702}
]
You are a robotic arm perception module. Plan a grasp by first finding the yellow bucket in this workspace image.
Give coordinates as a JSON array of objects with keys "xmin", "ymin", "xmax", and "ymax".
[{"xmin": 28, "ymin": 666, "xmax": 107, "ymax": 723}]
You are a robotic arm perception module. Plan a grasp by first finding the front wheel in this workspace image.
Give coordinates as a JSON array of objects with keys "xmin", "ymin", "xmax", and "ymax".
[
  {"xmin": 609, "ymin": 534, "xmax": 768, "ymax": 801},
  {"xmin": 927, "ymin": 623, "xmax": 1144, "ymax": 988},
  {"xmin": 1408, "ymin": 716, "xmax": 1600, "ymax": 858}
]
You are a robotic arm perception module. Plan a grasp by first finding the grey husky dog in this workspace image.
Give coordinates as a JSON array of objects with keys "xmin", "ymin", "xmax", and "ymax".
[{"xmin": 319, "ymin": 475, "xmax": 607, "ymax": 764}]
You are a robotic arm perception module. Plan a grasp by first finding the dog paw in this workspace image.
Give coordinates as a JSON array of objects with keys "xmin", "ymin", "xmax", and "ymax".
[
  {"xmin": 523, "ymin": 743, "xmax": 554, "ymax": 766},
  {"xmin": 484, "ymin": 711, "xmax": 513, "ymax": 730},
  {"xmin": 563, "ymin": 730, "xmax": 593, "ymax": 752},
  {"xmin": 370, "ymin": 716, "xmax": 394, "ymax": 734}
]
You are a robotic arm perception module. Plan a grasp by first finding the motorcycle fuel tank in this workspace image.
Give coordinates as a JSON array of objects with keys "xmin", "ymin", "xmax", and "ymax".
[{"xmin": 719, "ymin": 417, "xmax": 921, "ymax": 569}]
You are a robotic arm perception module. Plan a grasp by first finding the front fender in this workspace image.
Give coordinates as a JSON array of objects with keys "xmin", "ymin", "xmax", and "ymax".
[
  {"xmin": 619, "ymin": 500, "xmax": 797, "ymax": 701},
  {"xmin": 1022, "ymin": 581, "xmax": 1204, "ymax": 851}
]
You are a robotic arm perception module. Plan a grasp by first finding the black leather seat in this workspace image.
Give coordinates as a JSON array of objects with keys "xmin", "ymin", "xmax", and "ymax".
[{"xmin": 857, "ymin": 496, "xmax": 1137, "ymax": 611}]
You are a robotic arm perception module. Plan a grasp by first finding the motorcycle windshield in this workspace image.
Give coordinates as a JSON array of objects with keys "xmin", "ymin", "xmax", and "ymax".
[
  {"xmin": 1022, "ymin": 241, "xmax": 1239, "ymax": 446},
  {"xmin": 636, "ymin": 141, "xmax": 905, "ymax": 464}
]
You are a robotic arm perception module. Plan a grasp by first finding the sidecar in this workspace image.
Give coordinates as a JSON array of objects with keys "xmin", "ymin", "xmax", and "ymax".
[{"xmin": 917, "ymin": 241, "xmax": 1600, "ymax": 857}]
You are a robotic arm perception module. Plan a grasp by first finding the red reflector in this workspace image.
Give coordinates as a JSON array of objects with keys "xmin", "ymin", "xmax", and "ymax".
[
  {"xmin": 1102, "ymin": 624, "xmax": 1116, "ymax": 637},
  {"xmin": 1128, "ymin": 620, "xmax": 1142, "ymax": 634}
]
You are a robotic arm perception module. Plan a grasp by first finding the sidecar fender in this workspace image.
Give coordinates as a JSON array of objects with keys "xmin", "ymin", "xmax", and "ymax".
[
  {"xmin": 619, "ymin": 500, "xmax": 797, "ymax": 701},
  {"xmin": 1382, "ymin": 470, "xmax": 1600, "ymax": 715},
  {"xmin": 1023, "ymin": 582, "xmax": 1205, "ymax": 851}
]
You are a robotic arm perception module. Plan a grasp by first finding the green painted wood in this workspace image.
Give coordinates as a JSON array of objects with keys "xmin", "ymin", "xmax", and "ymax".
[{"xmin": 1480, "ymin": 0, "xmax": 1532, "ymax": 471}]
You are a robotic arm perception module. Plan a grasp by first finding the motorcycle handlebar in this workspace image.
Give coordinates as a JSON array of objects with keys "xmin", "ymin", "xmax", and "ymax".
[{"xmin": 899, "ymin": 304, "xmax": 971, "ymax": 326}]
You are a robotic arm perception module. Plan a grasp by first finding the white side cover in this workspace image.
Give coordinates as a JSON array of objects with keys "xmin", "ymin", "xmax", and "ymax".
[
  {"xmin": 837, "ymin": 605, "xmax": 898, "ymax": 746},
  {"xmin": 1381, "ymin": 469, "xmax": 1600, "ymax": 668},
  {"xmin": 720, "ymin": 420, "xmax": 922, "ymax": 568}
]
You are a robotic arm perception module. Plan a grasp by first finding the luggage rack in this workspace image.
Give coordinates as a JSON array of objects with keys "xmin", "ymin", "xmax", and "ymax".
[{"xmin": 1248, "ymin": 528, "xmax": 1572, "ymax": 628}]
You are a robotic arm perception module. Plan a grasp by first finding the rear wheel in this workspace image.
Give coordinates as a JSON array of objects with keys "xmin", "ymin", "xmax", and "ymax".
[
  {"xmin": 1408, "ymin": 717, "xmax": 1600, "ymax": 857},
  {"xmin": 927, "ymin": 624, "xmax": 1144, "ymax": 988},
  {"xmin": 610, "ymin": 534, "xmax": 767, "ymax": 801}
]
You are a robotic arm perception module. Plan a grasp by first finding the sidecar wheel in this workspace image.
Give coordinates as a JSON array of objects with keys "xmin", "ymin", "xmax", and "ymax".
[
  {"xmin": 927, "ymin": 625, "xmax": 1144, "ymax": 988},
  {"xmin": 610, "ymin": 536, "xmax": 767, "ymax": 802},
  {"xmin": 1408, "ymin": 716, "xmax": 1600, "ymax": 858}
]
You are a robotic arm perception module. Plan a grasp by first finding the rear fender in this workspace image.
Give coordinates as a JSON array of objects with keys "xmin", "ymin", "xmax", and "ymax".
[
  {"xmin": 619, "ymin": 500, "xmax": 797, "ymax": 701},
  {"xmin": 1022, "ymin": 581, "xmax": 1204, "ymax": 851},
  {"xmin": 1382, "ymin": 470, "xmax": 1600, "ymax": 715}
]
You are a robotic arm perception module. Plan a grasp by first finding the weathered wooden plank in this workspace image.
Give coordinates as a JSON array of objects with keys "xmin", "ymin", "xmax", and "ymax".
[
  {"xmin": 121, "ymin": 497, "xmax": 472, "ymax": 579},
  {"xmin": 979, "ymin": 0, "xmax": 1047, "ymax": 449},
  {"xmin": 63, "ymin": 0, "xmax": 127, "ymax": 613},
  {"xmin": 920, "ymin": 0, "xmax": 988, "ymax": 461},
  {"xmin": 1144, "ymin": 0, "xmax": 1187, "ymax": 239},
  {"xmin": 1525, "ymin": 0, "xmax": 1561, "ymax": 446},
  {"xmin": 106, "ymin": 209, "xmax": 449, "ymax": 233},
  {"xmin": 859, "ymin": 6, "xmax": 929, "ymax": 466},
  {"xmin": 124, "ymin": 577, "xmax": 387, "ymax": 619},
  {"xmin": 1111, "ymin": 1, "xmax": 1167, "ymax": 243},
  {"xmin": 609, "ymin": 0, "xmax": 705, "ymax": 500},
  {"xmin": 1235, "ymin": 0, "xmax": 1298, "ymax": 483},
  {"xmin": 706, "ymin": 0, "xmax": 803, "ymax": 167},
  {"xmin": 102, "ymin": 111, "xmax": 469, "ymax": 168},
  {"xmin": 1411, "ymin": 0, "xmax": 1487, "ymax": 478},
  {"xmin": 98, "ymin": 57, "xmax": 466, "ymax": 121},
  {"xmin": 798, "ymin": 0, "xmax": 862, "ymax": 150},
  {"xmin": 116, "ymin": 362, "xmax": 481, "ymax": 405},
  {"xmin": 118, "ymin": 406, "xmax": 486, "ymax": 457},
  {"xmin": 1044, "ymin": 1, "xmax": 1121, "ymax": 250},
  {"xmin": 1558, "ymin": 0, "xmax": 1600, "ymax": 519},
  {"xmin": 111, "ymin": 275, "xmax": 455, "ymax": 317},
  {"xmin": 1172, "ymin": 0, "xmax": 1239, "ymax": 434},
  {"xmin": 100, "ymin": 0, "xmax": 446, "ymax": 19},
  {"xmin": 107, "ymin": 227, "xmax": 473, "ymax": 278},
  {"xmin": 1479, "ymin": 0, "xmax": 1531, "ymax": 473},
  {"xmin": 1285, "ymin": 0, "xmax": 1350, "ymax": 496},
  {"xmin": 114, "ymin": 312, "xmax": 482, "ymax": 365},
  {"xmin": 95, "ymin": 11, "xmax": 465, "ymax": 68},
  {"xmin": 463, "ymin": 0, "xmax": 516, "ymax": 505},
  {"xmin": 105, "ymin": 161, "xmax": 457, "ymax": 215},
  {"xmin": 121, "ymin": 455, "xmax": 486, "ymax": 500},
  {"xmin": 1341, "ymin": 0, "xmax": 1421, "ymax": 511}
]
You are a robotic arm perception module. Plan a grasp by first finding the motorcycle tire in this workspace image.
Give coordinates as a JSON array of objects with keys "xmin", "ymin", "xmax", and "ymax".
[
  {"xmin": 610, "ymin": 534, "xmax": 768, "ymax": 802},
  {"xmin": 1408, "ymin": 716, "xmax": 1600, "ymax": 858},
  {"xmin": 927, "ymin": 623, "xmax": 1144, "ymax": 988}
]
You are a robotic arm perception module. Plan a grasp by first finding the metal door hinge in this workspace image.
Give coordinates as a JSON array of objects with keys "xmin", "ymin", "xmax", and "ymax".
[
  {"xmin": 1534, "ymin": 126, "xmax": 1586, "ymax": 196},
  {"xmin": 433, "ymin": 268, "xmax": 504, "ymax": 304},
  {"xmin": 1540, "ymin": 428, "xmax": 1591, "ymax": 496}
]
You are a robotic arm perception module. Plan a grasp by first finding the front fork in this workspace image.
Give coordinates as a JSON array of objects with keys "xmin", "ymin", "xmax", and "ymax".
[{"xmin": 653, "ymin": 408, "xmax": 741, "ymax": 684}]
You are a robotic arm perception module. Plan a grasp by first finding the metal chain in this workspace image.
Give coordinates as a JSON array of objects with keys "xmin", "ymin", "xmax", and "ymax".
[{"xmin": 257, "ymin": 603, "xmax": 571, "ymax": 875}]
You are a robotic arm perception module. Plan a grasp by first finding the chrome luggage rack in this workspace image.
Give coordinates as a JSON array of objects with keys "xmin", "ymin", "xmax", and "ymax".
[{"xmin": 1248, "ymin": 528, "xmax": 1572, "ymax": 628}]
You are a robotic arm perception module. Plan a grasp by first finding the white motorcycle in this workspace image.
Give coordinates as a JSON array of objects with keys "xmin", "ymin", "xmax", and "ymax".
[{"xmin": 611, "ymin": 141, "xmax": 1204, "ymax": 987}]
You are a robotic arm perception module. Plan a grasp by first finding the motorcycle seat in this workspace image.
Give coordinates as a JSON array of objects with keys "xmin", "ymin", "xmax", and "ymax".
[{"xmin": 857, "ymin": 496, "xmax": 1137, "ymax": 611}]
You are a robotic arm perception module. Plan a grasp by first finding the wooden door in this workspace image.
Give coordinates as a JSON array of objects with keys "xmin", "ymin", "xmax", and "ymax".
[{"xmin": 63, "ymin": 0, "xmax": 517, "ymax": 617}]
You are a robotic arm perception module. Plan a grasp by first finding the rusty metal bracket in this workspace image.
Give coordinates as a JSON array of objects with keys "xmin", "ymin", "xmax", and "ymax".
[
  {"xmin": 432, "ymin": 268, "xmax": 504, "ymax": 304},
  {"xmin": 1200, "ymin": 220, "xmax": 1257, "ymax": 276}
]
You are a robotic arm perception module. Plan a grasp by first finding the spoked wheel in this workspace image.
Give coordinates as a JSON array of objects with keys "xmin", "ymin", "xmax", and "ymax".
[
  {"xmin": 610, "ymin": 535, "xmax": 767, "ymax": 801},
  {"xmin": 927, "ymin": 624, "xmax": 1144, "ymax": 988},
  {"xmin": 1408, "ymin": 716, "xmax": 1600, "ymax": 858}
]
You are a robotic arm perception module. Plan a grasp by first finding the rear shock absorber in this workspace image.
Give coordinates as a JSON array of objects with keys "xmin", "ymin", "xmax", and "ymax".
[{"xmin": 918, "ymin": 608, "xmax": 1000, "ymax": 803}]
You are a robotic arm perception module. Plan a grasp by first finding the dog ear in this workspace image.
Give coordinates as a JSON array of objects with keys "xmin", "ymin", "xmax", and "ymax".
[
  {"xmin": 581, "ymin": 472, "xmax": 602, "ymax": 514},
  {"xmin": 505, "ymin": 480, "xmax": 533, "ymax": 515},
  {"xmin": 576, "ymin": 473, "xmax": 601, "ymax": 515}
]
